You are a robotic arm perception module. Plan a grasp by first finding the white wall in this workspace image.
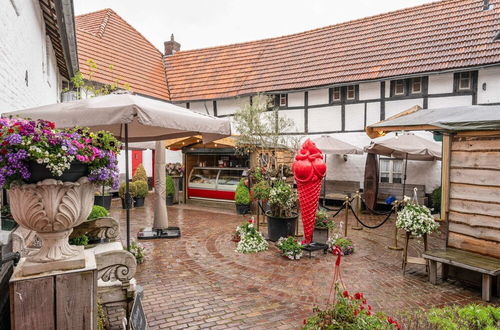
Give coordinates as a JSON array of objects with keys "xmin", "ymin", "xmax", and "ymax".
[
  {"xmin": 287, "ymin": 92, "xmax": 304, "ymax": 107},
  {"xmin": 366, "ymin": 102, "xmax": 380, "ymax": 126},
  {"xmin": 428, "ymin": 73, "xmax": 454, "ymax": 94},
  {"xmin": 189, "ymin": 101, "xmax": 214, "ymax": 116},
  {"xmin": 427, "ymin": 95, "xmax": 472, "ymax": 108},
  {"xmin": 279, "ymin": 109, "xmax": 304, "ymax": 132},
  {"xmin": 0, "ymin": 0, "xmax": 62, "ymax": 111},
  {"xmin": 477, "ymin": 66, "xmax": 500, "ymax": 104},
  {"xmin": 344, "ymin": 103, "xmax": 364, "ymax": 131},
  {"xmin": 308, "ymin": 106, "xmax": 342, "ymax": 132},
  {"xmin": 359, "ymin": 82, "xmax": 380, "ymax": 100},
  {"xmin": 308, "ymin": 88, "xmax": 329, "ymax": 105},
  {"xmin": 217, "ymin": 98, "xmax": 248, "ymax": 116},
  {"xmin": 385, "ymin": 98, "xmax": 423, "ymax": 118}
]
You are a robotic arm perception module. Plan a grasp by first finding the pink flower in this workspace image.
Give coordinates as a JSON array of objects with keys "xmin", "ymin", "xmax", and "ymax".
[
  {"xmin": 248, "ymin": 219, "xmax": 253, "ymax": 223},
  {"xmin": 76, "ymin": 155, "xmax": 85, "ymax": 162}
]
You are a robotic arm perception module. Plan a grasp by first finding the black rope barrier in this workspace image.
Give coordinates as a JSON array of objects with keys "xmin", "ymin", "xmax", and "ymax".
[
  {"xmin": 348, "ymin": 203, "xmax": 394, "ymax": 229},
  {"xmin": 321, "ymin": 196, "xmax": 355, "ymax": 215},
  {"xmin": 359, "ymin": 197, "xmax": 393, "ymax": 215}
]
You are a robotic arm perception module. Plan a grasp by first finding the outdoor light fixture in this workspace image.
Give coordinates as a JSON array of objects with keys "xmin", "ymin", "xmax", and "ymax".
[
  {"xmin": 343, "ymin": 154, "xmax": 348, "ymax": 161},
  {"xmin": 483, "ymin": 83, "xmax": 487, "ymax": 91}
]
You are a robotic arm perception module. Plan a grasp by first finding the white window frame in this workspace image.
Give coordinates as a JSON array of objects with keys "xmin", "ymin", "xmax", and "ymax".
[
  {"xmin": 332, "ymin": 87, "xmax": 341, "ymax": 101},
  {"xmin": 394, "ymin": 80, "xmax": 406, "ymax": 96},
  {"xmin": 379, "ymin": 158, "xmax": 404, "ymax": 184},
  {"xmin": 346, "ymin": 85, "xmax": 356, "ymax": 100},
  {"xmin": 458, "ymin": 72, "xmax": 472, "ymax": 90},
  {"xmin": 279, "ymin": 94, "xmax": 287, "ymax": 107},
  {"xmin": 411, "ymin": 77, "xmax": 422, "ymax": 94}
]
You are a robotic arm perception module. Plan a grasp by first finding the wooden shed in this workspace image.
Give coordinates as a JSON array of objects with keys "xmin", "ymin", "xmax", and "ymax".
[{"xmin": 367, "ymin": 105, "xmax": 500, "ymax": 259}]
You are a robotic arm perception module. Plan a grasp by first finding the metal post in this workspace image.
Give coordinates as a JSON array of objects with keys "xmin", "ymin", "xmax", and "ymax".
[
  {"xmin": 124, "ymin": 124, "xmax": 131, "ymax": 251},
  {"xmin": 387, "ymin": 200, "xmax": 403, "ymax": 250},
  {"xmin": 256, "ymin": 200, "xmax": 260, "ymax": 231},
  {"xmin": 344, "ymin": 195, "xmax": 349, "ymax": 237},
  {"xmin": 351, "ymin": 191, "xmax": 363, "ymax": 230}
]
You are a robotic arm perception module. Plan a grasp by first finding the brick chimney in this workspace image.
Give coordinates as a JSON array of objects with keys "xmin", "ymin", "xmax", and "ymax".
[{"xmin": 164, "ymin": 34, "xmax": 181, "ymax": 56}]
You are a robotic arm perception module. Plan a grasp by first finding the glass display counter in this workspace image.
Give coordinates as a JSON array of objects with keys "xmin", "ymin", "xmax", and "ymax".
[{"xmin": 187, "ymin": 167, "xmax": 247, "ymax": 201}]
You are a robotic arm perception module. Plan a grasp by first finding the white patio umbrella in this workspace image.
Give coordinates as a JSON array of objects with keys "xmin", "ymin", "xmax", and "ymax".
[
  {"xmin": 364, "ymin": 133, "xmax": 441, "ymax": 196},
  {"xmin": 313, "ymin": 136, "xmax": 363, "ymax": 206},
  {"xmin": 3, "ymin": 93, "xmax": 231, "ymax": 249}
]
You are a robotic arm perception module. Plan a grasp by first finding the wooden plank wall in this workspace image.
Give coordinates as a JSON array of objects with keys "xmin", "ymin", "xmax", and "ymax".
[{"xmin": 448, "ymin": 136, "xmax": 500, "ymax": 258}]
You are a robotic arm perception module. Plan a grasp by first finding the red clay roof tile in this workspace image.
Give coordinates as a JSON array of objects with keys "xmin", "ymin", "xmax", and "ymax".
[
  {"xmin": 165, "ymin": 0, "xmax": 500, "ymax": 101},
  {"xmin": 75, "ymin": 9, "xmax": 170, "ymax": 100}
]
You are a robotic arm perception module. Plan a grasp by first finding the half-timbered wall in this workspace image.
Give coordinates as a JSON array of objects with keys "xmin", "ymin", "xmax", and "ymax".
[{"xmin": 447, "ymin": 135, "xmax": 500, "ymax": 258}]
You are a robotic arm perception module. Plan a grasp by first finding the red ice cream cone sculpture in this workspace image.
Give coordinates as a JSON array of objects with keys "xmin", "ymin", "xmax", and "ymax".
[{"xmin": 293, "ymin": 139, "xmax": 326, "ymax": 244}]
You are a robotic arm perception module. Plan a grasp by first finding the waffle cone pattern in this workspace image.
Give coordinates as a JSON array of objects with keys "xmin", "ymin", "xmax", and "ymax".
[{"xmin": 297, "ymin": 179, "xmax": 323, "ymax": 244}]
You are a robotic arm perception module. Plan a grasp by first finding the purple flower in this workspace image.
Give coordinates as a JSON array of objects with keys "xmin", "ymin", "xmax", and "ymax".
[{"xmin": 5, "ymin": 133, "xmax": 22, "ymax": 145}]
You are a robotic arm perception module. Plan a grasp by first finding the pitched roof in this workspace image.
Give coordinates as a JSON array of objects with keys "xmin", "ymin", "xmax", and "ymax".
[
  {"xmin": 75, "ymin": 9, "xmax": 169, "ymax": 100},
  {"xmin": 164, "ymin": 0, "xmax": 500, "ymax": 102}
]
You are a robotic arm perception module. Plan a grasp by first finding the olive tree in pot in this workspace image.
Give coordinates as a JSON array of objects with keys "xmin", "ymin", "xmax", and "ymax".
[
  {"xmin": 235, "ymin": 179, "xmax": 251, "ymax": 214},
  {"xmin": 166, "ymin": 175, "xmax": 175, "ymax": 205},
  {"xmin": 119, "ymin": 182, "xmax": 137, "ymax": 209},
  {"xmin": 133, "ymin": 180, "xmax": 149, "ymax": 207},
  {"xmin": 266, "ymin": 180, "xmax": 298, "ymax": 241},
  {"xmin": 313, "ymin": 210, "xmax": 335, "ymax": 244}
]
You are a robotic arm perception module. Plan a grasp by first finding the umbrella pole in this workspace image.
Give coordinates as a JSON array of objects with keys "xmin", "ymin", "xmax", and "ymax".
[
  {"xmin": 124, "ymin": 124, "xmax": 131, "ymax": 250},
  {"xmin": 322, "ymin": 155, "xmax": 327, "ymax": 207},
  {"xmin": 402, "ymin": 153, "xmax": 408, "ymax": 198}
]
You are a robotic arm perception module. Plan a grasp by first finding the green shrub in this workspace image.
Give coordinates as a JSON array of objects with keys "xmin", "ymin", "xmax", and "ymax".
[
  {"xmin": 88, "ymin": 205, "xmax": 109, "ymax": 220},
  {"xmin": 431, "ymin": 186, "xmax": 441, "ymax": 212},
  {"xmin": 314, "ymin": 210, "xmax": 335, "ymax": 230},
  {"xmin": 128, "ymin": 241, "xmax": 145, "ymax": 264},
  {"xmin": 69, "ymin": 234, "xmax": 89, "ymax": 246},
  {"xmin": 132, "ymin": 164, "xmax": 148, "ymax": 182},
  {"xmin": 119, "ymin": 182, "xmax": 137, "ymax": 199},
  {"xmin": 134, "ymin": 180, "xmax": 149, "ymax": 198},
  {"xmin": 251, "ymin": 180, "xmax": 270, "ymax": 201},
  {"xmin": 235, "ymin": 179, "xmax": 251, "ymax": 205},
  {"xmin": 427, "ymin": 304, "xmax": 500, "ymax": 330},
  {"xmin": 166, "ymin": 175, "xmax": 175, "ymax": 197}
]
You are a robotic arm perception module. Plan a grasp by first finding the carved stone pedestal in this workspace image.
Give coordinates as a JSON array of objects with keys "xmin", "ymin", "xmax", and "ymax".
[{"xmin": 10, "ymin": 250, "xmax": 97, "ymax": 330}]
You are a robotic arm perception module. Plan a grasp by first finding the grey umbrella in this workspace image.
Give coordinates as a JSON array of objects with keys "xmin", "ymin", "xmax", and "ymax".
[{"xmin": 4, "ymin": 93, "xmax": 231, "ymax": 248}]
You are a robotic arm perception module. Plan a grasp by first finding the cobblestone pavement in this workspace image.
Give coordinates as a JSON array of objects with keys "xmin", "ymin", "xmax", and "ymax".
[{"xmin": 109, "ymin": 197, "xmax": 496, "ymax": 329}]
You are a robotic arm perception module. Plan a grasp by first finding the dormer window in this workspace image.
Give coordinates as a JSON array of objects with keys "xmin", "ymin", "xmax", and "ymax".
[
  {"xmin": 411, "ymin": 77, "xmax": 422, "ymax": 94},
  {"xmin": 346, "ymin": 85, "xmax": 356, "ymax": 100},
  {"xmin": 332, "ymin": 87, "xmax": 341, "ymax": 101},
  {"xmin": 394, "ymin": 80, "xmax": 406, "ymax": 95},
  {"xmin": 279, "ymin": 93, "xmax": 287, "ymax": 107},
  {"xmin": 458, "ymin": 72, "xmax": 472, "ymax": 90}
]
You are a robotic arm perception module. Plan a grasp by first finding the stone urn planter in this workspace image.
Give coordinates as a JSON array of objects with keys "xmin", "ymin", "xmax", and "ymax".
[
  {"xmin": 312, "ymin": 227, "xmax": 329, "ymax": 244},
  {"xmin": 8, "ymin": 177, "xmax": 95, "ymax": 275}
]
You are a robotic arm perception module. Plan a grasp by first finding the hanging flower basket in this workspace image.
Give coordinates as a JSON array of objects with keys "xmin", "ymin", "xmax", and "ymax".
[{"xmin": 396, "ymin": 204, "xmax": 439, "ymax": 237}]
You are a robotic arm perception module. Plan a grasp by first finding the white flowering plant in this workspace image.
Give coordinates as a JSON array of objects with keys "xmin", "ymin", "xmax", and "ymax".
[
  {"xmin": 276, "ymin": 236, "xmax": 303, "ymax": 260},
  {"xmin": 235, "ymin": 219, "xmax": 268, "ymax": 253},
  {"xmin": 396, "ymin": 204, "xmax": 439, "ymax": 237}
]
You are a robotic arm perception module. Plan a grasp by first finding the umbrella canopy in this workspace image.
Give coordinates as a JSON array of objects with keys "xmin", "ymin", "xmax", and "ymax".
[
  {"xmin": 365, "ymin": 133, "xmax": 441, "ymax": 161},
  {"xmin": 3, "ymin": 93, "xmax": 231, "ymax": 142},
  {"xmin": 313, "ymin": 135, "xmax": 363, "ymax": 155}
]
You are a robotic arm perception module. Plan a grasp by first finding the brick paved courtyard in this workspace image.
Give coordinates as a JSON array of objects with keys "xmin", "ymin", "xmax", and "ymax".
[{"xmin": 109, "ymin": 197, "xmax": 496, "ymax": 329}]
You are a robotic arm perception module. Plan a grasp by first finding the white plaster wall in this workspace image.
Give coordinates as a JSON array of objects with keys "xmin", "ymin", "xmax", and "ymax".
[
  {"xmin": 217, "ymin": 98, "xmax": 248, "ymax": 116},
  {"xmin": 118, "ymin": 150, "xmax": 133, "ymax": 176},
  {"xmin": 428, "ymin": 73, "xmax": 454, "ymax": 94},
  {"xmin": 308, "ymin": 88, "xmax": 329, "ymax": 105},
  {"xmin": 427, "ymin": 95, "xmax": 472, "ymax": 108},
  {"xmin": 278, "ymin": 109, "xmax": 304, "ymax": 133},
  {"xmin": 0, "ymin": 0, "xmax": 62, "ymax": 112},
  {"xmin": 143, "ymin": 150, "xmax": 153, "ymax": 176},
  {"xmin": 385, "ymin": 98, "xmax": 423, "ymax": 118},
  {"xmin": 287, "ymin": 92, "xmax": 304, "ymax": 107},
  {"xmin": 344, "ymin": 103, "xmax": 365, "ymax": 131},
  {"xmin": 477, "ymin": 66, "xmax": 500, "ymax": 104},
  {"xmin": 189, "ymin": 101, "xmax": 214, "ymax": 116},
  {"xmin": 384, "ymin": 80, "xmax": 391, "ymax": 97},
  {"xmin": 366, "ymin": 102, "xmax": 381, "ymax": 126},
  {"xmin": 359, "ymin": 82, "xmax": 380, "ymax": 100},
  {"xmin": 308, "ymin": 106, "xmax": 342, "ymax": 132}
]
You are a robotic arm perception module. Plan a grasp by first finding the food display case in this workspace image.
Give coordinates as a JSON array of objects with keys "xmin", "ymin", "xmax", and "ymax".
[{"xmin": 188, "ymin": 167, "xmax": 247, "ymax": 201}]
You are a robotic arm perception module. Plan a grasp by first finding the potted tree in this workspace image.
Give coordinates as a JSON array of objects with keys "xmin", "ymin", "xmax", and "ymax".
[
  {"xmin": 266, "ymin": 179, "xmax": 298, "ymax": 241},
  {"xmin": 166, "ymin": 175, "xmax": 175, "ymax": 205},
  {"xmin": 313, "ymin": 210, "xmax": 335, "ymax": 244},
  {"xmin": 119, "ymin": 182, "xmax": 137, "ymax": 209},
  {"xmin": 235, "ymin": 179, "xmax": 251, "ymax": 214},
  {"xmin": 133, "ymin": 180, "xmax": 148, "ymax": 207},
  {"xmin": 132, "ymin": 164, "xmax": 148, "ymax": 183}
]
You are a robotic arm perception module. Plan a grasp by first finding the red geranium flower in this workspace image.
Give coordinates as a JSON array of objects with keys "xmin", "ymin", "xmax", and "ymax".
[
  {"xmin": 353, "ymin": 309, "xmax": 358, "ymax": 316},
  {"xmin": 343, "ymin": 290, "xmax": 349, "ymax": 297},
  {"xmin": 354, "ymin": 292, "xmax": 363, "ymax": 300}
]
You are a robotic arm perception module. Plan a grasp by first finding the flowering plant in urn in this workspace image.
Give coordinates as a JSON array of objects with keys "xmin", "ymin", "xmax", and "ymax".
[
  {"xmin": 0, "ymin": 118, "xmax": 121, "ymax": 274},
  {"xmin": 292, "ymin": 139, "xmax": 326, "ymax": 244}
]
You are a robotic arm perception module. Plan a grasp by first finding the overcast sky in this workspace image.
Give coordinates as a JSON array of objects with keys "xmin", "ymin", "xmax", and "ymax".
[{"xmin": 74, "ymin": 0, "xmax": 434, "ymax": 52}]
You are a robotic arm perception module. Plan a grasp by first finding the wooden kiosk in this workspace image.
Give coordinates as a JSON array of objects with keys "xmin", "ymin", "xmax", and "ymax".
[{"xmin": 367, "ymin": 105, "xmax": 500, "ymax": 301}]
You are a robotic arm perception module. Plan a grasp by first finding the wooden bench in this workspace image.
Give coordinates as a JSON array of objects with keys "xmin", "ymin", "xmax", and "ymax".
[
  {"xmin": 422, "ymin": 248, "xmax": 500, "ymax": 301},
  {"xmin": 321, "ymin": 180, "xmax": 360, "ymax": 201},
  {"xmin": 377, "ymin": 182, "xmax": 427, "ymax": 205}
]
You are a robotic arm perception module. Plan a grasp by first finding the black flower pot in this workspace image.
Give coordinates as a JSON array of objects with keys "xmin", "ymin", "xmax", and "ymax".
[
  {"xmin": 266, "ymin": 212, "xmax": 298, "ymax": 242},
  {"xmin": 1, "ymin": 217, "xmax": 16, "ymax": 231},
  {"xmin": 28, "ymin": 161, "xmax": 89, "ymax": 183},
  {"xmin": 166, "ymin": 195, "xmax": 174, "ymax": 206},
  {"xmin": 121, "ymin": 198, "xmax": 128, "ymax": 209},
  {"xmin": 94, "ymin": 195, "xmax": 112, "ymax": 210},
  {"xmin": 235, "ymin": 203, "xmax": 250, "ymax": 215},
  {"xmin": 134, "ymin": 197, "xmax": 145, "ymax": 207}
]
